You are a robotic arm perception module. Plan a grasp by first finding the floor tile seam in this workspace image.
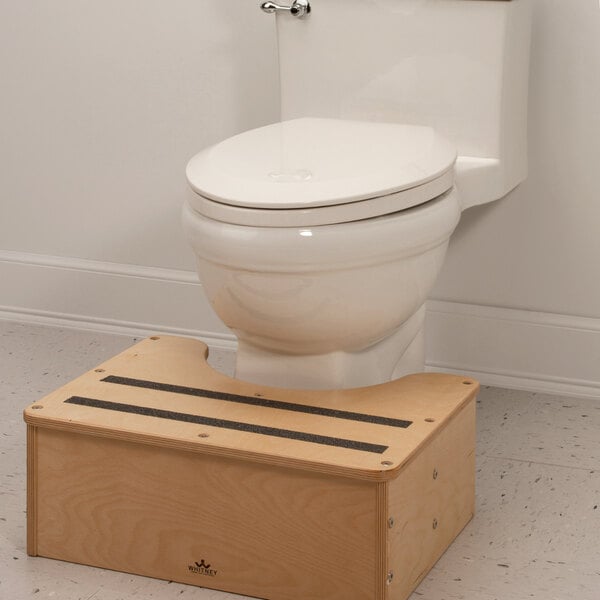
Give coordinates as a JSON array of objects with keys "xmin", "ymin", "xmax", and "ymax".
[{"xmin": 480, "ymin": 453, "xmax": 598, "ymax": 472}]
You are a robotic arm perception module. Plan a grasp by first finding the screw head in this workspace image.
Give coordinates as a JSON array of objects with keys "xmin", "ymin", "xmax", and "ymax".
[
  {"xmin": 433, "ymin": 468, "xmax": 439, "ymax": 480},
  {"xmin": 432, "ymin": 518, "xmax": 439, "ymax": 530},
  {"xmin": 386, "ymin": 571, "xmax": 394, "ymax": 585},
  {"xmin": 388, "ymin": 517, "xmax": 395, "ymax": 529}
]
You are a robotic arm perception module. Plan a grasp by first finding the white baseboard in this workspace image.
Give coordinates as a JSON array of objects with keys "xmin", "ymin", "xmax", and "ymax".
[
  {"xmin": 1, "ymin": 251, "xmax": 599, "ymax": 398},
  {"xmin": 426, "ymin": 300, "xmax": 600, "ymax": 399},
  {"xmin": 0, "ymin": 250, "xmax": 237, "ymax": 350}
]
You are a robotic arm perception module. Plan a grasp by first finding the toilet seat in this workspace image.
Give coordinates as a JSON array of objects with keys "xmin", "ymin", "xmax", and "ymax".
[{"xmin": 186, "ymin": 118, "xmax": 457, "ymax": 227}]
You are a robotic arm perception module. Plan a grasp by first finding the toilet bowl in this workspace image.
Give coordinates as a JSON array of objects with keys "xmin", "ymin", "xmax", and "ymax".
[
  {"xmin": 183, "ymin": 0, "xmax": 531, "ymax": 390},
  {"xmin": 183, "ymin": 118, "xmax": 461, "ymax": 389}
]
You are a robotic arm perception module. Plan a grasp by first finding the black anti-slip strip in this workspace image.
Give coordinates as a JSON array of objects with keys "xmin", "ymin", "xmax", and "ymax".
[
  {"xmin": 64, "ymin": 396, "xmax": 389, "ymax": 454},
  {"xmin": 101, "ymin": 375, "xmax": 412, "ymax": 429}
]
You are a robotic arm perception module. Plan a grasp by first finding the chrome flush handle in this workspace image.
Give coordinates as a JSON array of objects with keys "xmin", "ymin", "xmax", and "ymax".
[{"xmin": 260, "ymin": 0, "xmax": 311, "ymax": 18}]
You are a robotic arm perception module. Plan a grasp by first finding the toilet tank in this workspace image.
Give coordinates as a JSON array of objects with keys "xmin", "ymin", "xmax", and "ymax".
[{"xmin": 275, "ymin": 0, "xmax": 532, "ymax": 208}]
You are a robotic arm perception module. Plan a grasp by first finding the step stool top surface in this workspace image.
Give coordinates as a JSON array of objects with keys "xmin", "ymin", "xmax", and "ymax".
[{"xmin": 24, "ymin": 336, "xmax": 478, "ymax": 481}]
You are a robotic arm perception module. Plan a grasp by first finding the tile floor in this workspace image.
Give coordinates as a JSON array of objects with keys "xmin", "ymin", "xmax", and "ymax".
[{"xmin": 1, "ymin": 321, "xmax": 598, "ymax": 600}]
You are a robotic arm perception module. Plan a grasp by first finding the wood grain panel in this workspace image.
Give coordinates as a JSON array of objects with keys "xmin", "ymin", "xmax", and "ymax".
[{"xmin": 35, "ymin": 428, "xmax": 379, "ymax": 600}]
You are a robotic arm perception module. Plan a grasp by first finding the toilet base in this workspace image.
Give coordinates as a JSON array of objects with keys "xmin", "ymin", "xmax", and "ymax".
[
  {"xmin": 24, "ymin": 335, "xmax": 477, "ymax": 600},
  {"xmin": 235, "ymin": 305, "xmax": 427, "ymax": 390}
]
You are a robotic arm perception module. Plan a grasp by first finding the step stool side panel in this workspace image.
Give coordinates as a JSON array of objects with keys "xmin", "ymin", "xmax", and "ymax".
[{"xmin": 387, "ymin": 399, "xmax": 476, "ymax": 600}]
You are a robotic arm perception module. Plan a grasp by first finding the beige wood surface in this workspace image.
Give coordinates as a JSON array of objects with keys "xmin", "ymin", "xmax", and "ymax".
[
  {"xmin": 32, "ymin": 427, "xmax": 381, "ymax": 600},
  {"xmin": 23, "ymin": 335, "xmax": 478, "ymax": 482},
  {"xmin": 387, "ymin": 401, "xmax": 476, "ymax": 600},
  {"xmin": 26, "ymin": 425, "xmax": 38, "ymax": 557}
]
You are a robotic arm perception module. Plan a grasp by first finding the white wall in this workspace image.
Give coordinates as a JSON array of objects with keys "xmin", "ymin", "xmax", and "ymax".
[
  {"xmin": 0, "ymin": 0, "xmax": 278, "ymax": 340},
  {"xmin": 434, "ymin": 0, "xmax": 600, "ymax": 316},
  {"xmin": 1, "ymin": 1, "xmax": 599, "ymax": 397},
  {"xmin": 0, "ymin": 0, "xmax": 278, "ymax": 270},
  {"xmin": 427, "ymin": 0, "xmax": 600, "ymax": 397}
]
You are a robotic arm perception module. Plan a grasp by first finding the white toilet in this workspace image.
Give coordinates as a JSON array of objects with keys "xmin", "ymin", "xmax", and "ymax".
[{"xmin": 183, "ymin": 0, "xmax": 532, "ymax": 390}]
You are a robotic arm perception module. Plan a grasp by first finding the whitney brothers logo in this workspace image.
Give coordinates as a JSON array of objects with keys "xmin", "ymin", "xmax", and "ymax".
[{"xmin": 188, "ymin": 559, "xmax": 218, "ymax": 577}]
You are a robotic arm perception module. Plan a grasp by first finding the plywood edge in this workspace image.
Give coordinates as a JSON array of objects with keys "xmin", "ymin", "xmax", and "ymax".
[
  {"xmin": 376, "ymin": 481, "xmax": 390, "ymax": 600},
  {"xmin": 26, "ymin": 424, "xmax": 38, "ymax": 556}
]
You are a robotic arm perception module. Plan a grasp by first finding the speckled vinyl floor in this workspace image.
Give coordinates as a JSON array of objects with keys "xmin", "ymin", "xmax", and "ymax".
[{"xmin": 1, "ymin": 321, "xmax": 598, "ymax": 600}]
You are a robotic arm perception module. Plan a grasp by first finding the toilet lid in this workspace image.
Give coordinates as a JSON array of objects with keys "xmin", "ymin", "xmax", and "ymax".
[{"xmin": 186, "ymin": 118, "xmax": 457, "ymax": 226}]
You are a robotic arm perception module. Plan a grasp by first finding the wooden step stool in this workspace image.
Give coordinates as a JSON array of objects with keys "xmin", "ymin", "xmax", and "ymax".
[{"xmin": 24, "ymin": 335, "xmax": 477, "ymax": 600}]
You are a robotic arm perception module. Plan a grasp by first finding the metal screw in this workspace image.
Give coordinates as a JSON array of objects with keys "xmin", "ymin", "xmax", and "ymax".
[
  {"xmin": 94, "ymin": 368, "xmax": 105, "ymax": 373},
  {"xmin": 381, "ymin": 460, "xmax": 394, "ymax": 467},
  {"xmin": 433, "ymin": 518, "xmax": 438, "ymax": 530},
  {"xmin": 433, "ymin": 468, "xmax": 439, "ymax": 480},
  {"xmin": 388, "ymin": 517, "xmax": 395, "ymax": 529},
  {"xmin": 198, "ymin": 433, "xmax": 210, "ymax": 438},
  {"xmin": 32, "ymin": 405, "xmax": 44, "ymax": 410},
  {"xmin": 386, "ymin": 571, "xmax": 394, "ymax": 585}
]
